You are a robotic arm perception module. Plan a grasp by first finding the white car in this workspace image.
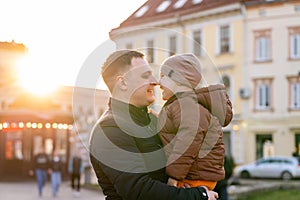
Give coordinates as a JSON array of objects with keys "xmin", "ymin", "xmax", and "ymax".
[{"xmin": 235, "ymin": 156, "xmax": 300, "ymax": 180}]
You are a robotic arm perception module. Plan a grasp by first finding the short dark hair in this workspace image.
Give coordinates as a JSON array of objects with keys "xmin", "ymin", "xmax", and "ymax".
[{"xmin": 102, "ymin": 50, "xmax": 144, "ymax": 92}]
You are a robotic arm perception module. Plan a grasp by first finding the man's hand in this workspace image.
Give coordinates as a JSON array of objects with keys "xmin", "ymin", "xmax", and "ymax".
[
  {"xmin": 204, "ymin": 188, "xmax": 218, "ymax": 200},
  {"xmin": 207, "ymin": 190, "xmax": 218, "ymax": 200},
  {"xmin": 167, "ymin": 177, "xmax": 178, "ymax": 187}
]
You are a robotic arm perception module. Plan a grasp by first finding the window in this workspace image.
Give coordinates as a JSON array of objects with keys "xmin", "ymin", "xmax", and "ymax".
[
  {"xmin": 254, "ymin": 78, "xmax": 273, "ymax": 111},
  {"xmin": 193, "ymin": 0, "xmax": 203, "ymax": 4},
  {"xmin": 289, "ymin": 27, "xmax": 300, "ymax": 59},
  {"xmin": 287, "ymin": 76, "xmax": 300, "ymax": 110},
  {"xmin": 258, "ymin": 84, "xmax": 270, "ymax": 109},
  {"xmin": 254, "ymin": 30, "xmax": 271, "ymax": 62},
  {"xmin": 220, "ymin": 25, "xmax": 230, "ymax": 53},
  {"xmin": 291, "ymin": 83, "xmax": 300, "ymax": 109},
  {"xmin": 193, "ymin": 30, "xmax": 202, "ymax": 57},
  {"xmin": 169, "ymin": 35, "xmax": 177, "ymax": 56},
  {"xmin": 222, "ymin": 75, "xmax": 231, "ymax": 100},
  {"xmin": 146, "ymin": 40, "xmax": 154, "ymax": 63},
  {"xmin": 5, "ymin": 132, "xmax": 23, "ymax": 160},
  {"xmin": 135, "ymin": 5, "xmax": 149, "ymax": 18},
  {"xmin": 174, "ymin": 0, "xmax": 187, "ymax": 9},
  {"xmin": 156, "ymin": 0, "xmax": 171, "ymax": 13}
]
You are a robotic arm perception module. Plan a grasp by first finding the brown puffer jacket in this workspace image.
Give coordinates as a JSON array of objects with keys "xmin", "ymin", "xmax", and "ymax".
[{"xmin": 157, "ymin": 84, "xmax": 233, "ymax": 182}]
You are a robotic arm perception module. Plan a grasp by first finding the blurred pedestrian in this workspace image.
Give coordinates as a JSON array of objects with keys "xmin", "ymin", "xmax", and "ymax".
[
  {"xmin": 49, "ymin": 150, "xmax": 64, "ymax": 197},
  {"xmin": 30, "ymin": 146, "xmax": 50, "ymax": 197},
  {"xmin": 69, "ymin": 152, "xmax": 84, "ymax": 197}
]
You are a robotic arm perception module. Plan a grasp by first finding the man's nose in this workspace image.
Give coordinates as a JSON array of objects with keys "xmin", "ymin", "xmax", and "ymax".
[{"xmin": 150, "ymin": 75, "xmax": 159, "ymax": 86}]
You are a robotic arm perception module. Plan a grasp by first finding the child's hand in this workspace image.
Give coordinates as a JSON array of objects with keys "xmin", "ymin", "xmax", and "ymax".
[
  {"xmin": 148, "ymin": 108, "xmax": 159, "ymax": 117},
  {"xmin": 167, "ymin": 177, "xmax": 178, "ymax": 187}
]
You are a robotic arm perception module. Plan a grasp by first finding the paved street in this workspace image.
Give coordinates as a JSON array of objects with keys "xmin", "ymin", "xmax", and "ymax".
[
  {"xmin": 1, "ymin": 178, "xmax": 300, "ymax": 200},
  {"xmin": 0, "ymin": 181, "xmax": 105, "ymax": 200}
]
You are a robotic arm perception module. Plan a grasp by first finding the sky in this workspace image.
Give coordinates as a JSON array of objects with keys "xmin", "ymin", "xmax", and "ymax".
[{"xmin": 0, "ymin": 0, "xmax": 147, "ymax": 93}]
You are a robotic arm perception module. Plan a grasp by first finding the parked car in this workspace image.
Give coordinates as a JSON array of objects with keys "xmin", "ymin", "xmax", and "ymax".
[{"xmin": 234, "ymin": 156, "xmax": 300, "ymax": 180}]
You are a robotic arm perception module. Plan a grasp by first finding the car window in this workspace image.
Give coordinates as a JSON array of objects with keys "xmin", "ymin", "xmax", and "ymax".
[
  {"xmin": 257, "ymin": 159, "xmax": 269, "ymax": 165},
  {"xmin": 282, "ymin": 159, "xmax": 293, "ymax": 165}
]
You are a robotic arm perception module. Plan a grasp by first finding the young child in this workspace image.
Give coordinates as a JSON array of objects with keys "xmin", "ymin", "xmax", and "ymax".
[{"xmin": 157, "ymin": 53, "xmax": 233, "ymax": 190}]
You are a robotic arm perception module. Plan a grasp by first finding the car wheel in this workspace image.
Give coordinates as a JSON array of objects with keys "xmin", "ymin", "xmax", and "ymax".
[
  {"xmin": 281, "ymin": 171, "xmax": 292, "ymax": 180},
  {"xmin": 241, "ymin": 171, "xmax": 250, "ymax": 179}
]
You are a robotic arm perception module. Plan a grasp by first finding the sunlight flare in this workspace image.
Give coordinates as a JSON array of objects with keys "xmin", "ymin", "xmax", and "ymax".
[{"xmin": 16, "ymin": 54, "xmax": 59, "ymax": 96}]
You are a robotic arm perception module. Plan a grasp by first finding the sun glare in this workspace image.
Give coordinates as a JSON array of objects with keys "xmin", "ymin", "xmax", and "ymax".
[{"xmin": 16, "ymin": 55, "xmax": 59, "ymax": 96}]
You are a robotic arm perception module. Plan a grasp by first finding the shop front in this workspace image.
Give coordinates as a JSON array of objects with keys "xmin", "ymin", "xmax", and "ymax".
[{"xmin": 0, "ymin": 111, "xmax": 73, "ymax": 181}]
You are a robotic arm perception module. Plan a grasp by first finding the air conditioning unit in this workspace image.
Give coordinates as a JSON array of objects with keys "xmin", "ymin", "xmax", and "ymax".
[{"xmin": 239, "ymin": 88, "xmax": 251, "ymax": 99}]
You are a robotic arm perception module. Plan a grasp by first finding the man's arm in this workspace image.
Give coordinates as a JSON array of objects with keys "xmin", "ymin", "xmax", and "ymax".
[
  {"xmin": 91, "ymin": 154, "xmax": 209, "ymax": 200},
  {"xmin": 90, "ymin": 125, "xmax": 210, "ymax": 200}
]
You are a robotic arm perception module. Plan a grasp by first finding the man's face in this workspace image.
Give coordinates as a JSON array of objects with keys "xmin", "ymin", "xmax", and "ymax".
[{"xmin": 124, "ymin": 57, "xmax": 158, "ymax": 107}]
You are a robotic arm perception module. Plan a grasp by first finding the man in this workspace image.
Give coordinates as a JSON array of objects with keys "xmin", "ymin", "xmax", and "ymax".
[
  {"xmin": 89, "ymin": 50, "xmax": 218, "ymax": 200},
  {"xmin": 31, "ymin": 146, "xmax": 50, "ymax": 197},
  {"xmin": 68, "ymin": 152, "xmax": 84, "ymax": 197}
]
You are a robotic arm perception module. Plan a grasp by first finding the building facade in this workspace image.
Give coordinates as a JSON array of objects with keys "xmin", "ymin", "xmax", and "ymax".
[
  {"xmin": 110, "ymin": 0, "xmax": 244, "ymax": 162},
  {"xmin": 0, "ymin": 41, "xmax": 109, "ymax": 180},
  {"xmin": 109, "ymin": 0, "xmax": 300, "ymax": 164},
  {"xmin": 240, "ymin": 0, "xmax": 300, "ymax": 163}
]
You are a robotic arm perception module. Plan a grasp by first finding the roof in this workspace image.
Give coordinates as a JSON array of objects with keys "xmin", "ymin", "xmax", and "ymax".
[
  {"xmin": 0, "ymin": 40, "xmax": 27, "ymax": 52},
  {"xmin": 244, "ymin": 0, "xmax": 290, "ymax": 6},
  {"xmin": 111, "ymin": 0, "xmax": 241, "ymax": 31}
]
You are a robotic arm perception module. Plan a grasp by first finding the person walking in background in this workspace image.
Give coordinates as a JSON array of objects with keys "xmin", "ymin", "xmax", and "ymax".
[
  {"xmin": 69, "ymin": 152, "xmax": 84, "ymax": 196},
  {"xmin": 49, "ymin": 150, "xmax": 64, "ymax": 197},
  {"xmin": 89, "ymin": 49, "xmax": 218, "ymax": 200},
  {"xmin": 213, "ymin": 156, "xmax": 235, "ymax": 200},
  {"xmin": 157, "ymin": 53, "xmax": 233, "ymax": 190},
  {"xmin": 30, "ymin": 146, "xmax": 50, "ymax": 197}
]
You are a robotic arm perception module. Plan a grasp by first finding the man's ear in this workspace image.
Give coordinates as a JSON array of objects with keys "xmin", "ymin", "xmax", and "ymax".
[{"xmin": 116, "ymin": 76, "xmax": 127, "ymax": 90}]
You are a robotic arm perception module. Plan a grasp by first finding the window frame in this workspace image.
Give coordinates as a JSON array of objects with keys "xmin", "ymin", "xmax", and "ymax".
[
  {"xmin": 254, "ymin": 29, "xmax": 272, "ymax": 62},
  {"xmin": 192, "ymin": 29, "xmax": 202, "ymax": 57},
  {"xmin": 253, "ymin": 78, "xmax": 273, "ymax": 111},
  {"xmin": 288, "ymin": 27, "xmax": 300, "ymax": 60},
  {"xmin": 216, "ymin": 24, "xmax": 232, "ymax": 55},
  {"xmin": 220, "ymin": 25, "xmax": 230, "ymax": 53},
  {"xmin": 146, "ymin": 39, "xmax": 154, "ymax": 64},
  {"xmin": 169, "ymin": 35, "xmax": 177, "ymax": 56},
  {"xmin": 287, "ymin": 76, "xmax": 300, "ymax": 111}
]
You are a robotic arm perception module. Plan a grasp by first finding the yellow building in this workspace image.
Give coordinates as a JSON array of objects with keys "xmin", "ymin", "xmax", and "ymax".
[
  {"xmin": 110, "ymin": 0, "xmax": 244, "ymax": 161},
  {"xmin": 109, "ymin": 0, "xmax": 300, "ymax": 165}
]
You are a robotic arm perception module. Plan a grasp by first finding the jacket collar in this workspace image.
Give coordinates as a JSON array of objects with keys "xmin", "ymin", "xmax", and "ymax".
[
  {"xmin": 163, "ymin": 91, "xmax": 196, "ymax": 107},
  {"xmin": 108, "ymin": 98, "xmax": 150, "ymax": 126}
]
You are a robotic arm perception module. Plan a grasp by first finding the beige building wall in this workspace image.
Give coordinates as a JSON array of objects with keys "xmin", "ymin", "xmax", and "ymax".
[
  {"xmin": 110, "ymin": 3, "xmax": 245, "ymax": 162},
  {"xmin": 242, "ymin": 1, "xmax": 300, "ymax": 164}
]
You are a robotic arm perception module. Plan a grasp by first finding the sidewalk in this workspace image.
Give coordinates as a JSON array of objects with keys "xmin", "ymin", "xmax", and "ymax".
[
  {"xmin": 227, "ymin": 178, "xmax": 300, "ymax": 200},
  {"xmin": 0, "ymin": 180, "xmax": 105, "ymax": 200}
]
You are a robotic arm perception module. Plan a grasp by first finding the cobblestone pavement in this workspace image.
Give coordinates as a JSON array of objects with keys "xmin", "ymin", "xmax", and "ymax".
[{"xmin": 0, "ymin": 181, "xmax": 105, "ymax": 200}]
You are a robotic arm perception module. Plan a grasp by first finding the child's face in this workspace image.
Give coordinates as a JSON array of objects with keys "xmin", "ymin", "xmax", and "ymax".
[{"xmin": 159, "ymin": 75, "xmax": 175, "ymax": 101}]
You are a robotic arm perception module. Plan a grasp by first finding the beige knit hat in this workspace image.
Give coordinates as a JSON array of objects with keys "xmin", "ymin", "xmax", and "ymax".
[{"xmin": 160, "ymin": 53, "xmax": 202, "ymax": 89}]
